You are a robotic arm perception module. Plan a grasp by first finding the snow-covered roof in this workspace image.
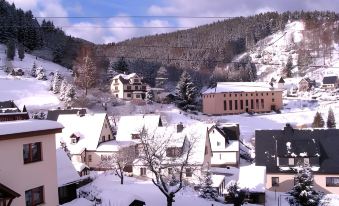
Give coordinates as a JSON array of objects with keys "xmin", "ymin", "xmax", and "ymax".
[
  {"xmin": 211, "ymin": 174, "xmax": 225, "ymax": 188},
  {"xmin": 116, "ymin": 114, "xmax": 162, "ymax": 141},
  {"xmin": 56, "ymin": 113, "xmax": 107, "ymax": 154},
  {"xmin": 72, "ymin": 162, "xmax": 89, "ymax": 172},
  {"xmin": 96, "ymin": 140, "xmax": 135, "ymax": 152},
  {"xmin": 238, "ymin": 165, "xmax": 266, "ymax": 192},
  {"xmin": 60, "ymin": 198, "xmax": 93, "ymax": 206},
  {"xmin": 56, "ymin": 148, "xmax": 81, "ymax": 187},
  {"xmin": 203, "ymin": 82, "xmax": 282, "ymax": 94},
  {"xmin": 113, "ymin": 73, "xmax": 137, "ymax": 80},
  {"xmin": 0, "ymin": 119, "xmax": 63, "ymax": 136},
  {"xmin": 225, "ymin": 141, "xmax": 239, "ymax": 152}
]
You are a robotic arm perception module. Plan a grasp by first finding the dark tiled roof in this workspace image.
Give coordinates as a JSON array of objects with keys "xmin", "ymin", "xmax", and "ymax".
[
  {"xmin": 323, "ymin": 76, "xmax": 338, "ymax": 84},
  {"xmin": 119, "ymin": 76, "xmax": 130, "ymax": 84},
  {"xmin": 47, "ymin": 108, "xmax": 87, "ymax": 121},
  {"xmin": 0, "ymin": 100, "xmax": 16, "ymax": 109},
  {"xmin": 255, "ymin": 125, "xmax": 339, "ymax": 174}
]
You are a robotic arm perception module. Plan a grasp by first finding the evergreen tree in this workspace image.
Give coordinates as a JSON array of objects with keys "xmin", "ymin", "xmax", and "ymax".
[
  {"xmin": 30, "ymin": 62, "xmax": 37, "ymax": 77},
  {"xmin": 52, "ymin": 71, "xmax": 63, "ymax": 94},
  {"xmin": 36, "ymin": 72, "xmax": 47, "ymax": 80},
  {"xmin": 284, "ymin": 55, "xmax": 293, "ymax": 78},
  {"xmin": 287, "ymin": 167, "xmax": 322, "ymax": 206},
  {"xmin": 312, "ymin": 112, "xmax": 325, "ymax": 128},
  {"xmin": 175, "ymin": 71, "xmax": 197, "ymax": 111},
  {"xmin": 18, "ymin": 44, "xmax": 24, "ymax": 60},
  {"xmin": 74, "ymin": 55, "xmax": 97, "ymax": 95},
  {"xmin": 112, "ymin": 57, "xmax": 128, "ymax": 74},
  {"xmin": 65, "ymin": 84, "xmax": 76, "ymax": 102},
  {"xmin": 199, "ymin": 170, "xmax": 218, "ymax": 200},
  {"xmin": 327, "ymin": 107, "xmax": 336, "ymax": 128},
  {"xmin": 6, "ymin": 40, "xmax": 15, "ymax": 60},
  {"xmin": 145, "ymin": 89, "xmax": 154, "ymax": 104},
  {"xmin": 226, "ymin": 181, "xmax": 248, "ymax": 206},
  {"xmin": 59, "ymin": 79, "xmax": 68, "ymax": 100}
]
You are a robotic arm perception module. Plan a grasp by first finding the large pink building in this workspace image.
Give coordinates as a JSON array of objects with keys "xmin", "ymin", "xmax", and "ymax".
[{"xmin": 202, "ymin": 82, "xmax": 283, "ymax": 115}]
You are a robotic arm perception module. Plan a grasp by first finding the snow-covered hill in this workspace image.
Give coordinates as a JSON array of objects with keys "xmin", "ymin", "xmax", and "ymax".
[
  {"xmin": 237, "ymin": 20, "xmax": 339, "ymax": 83},
  {"xmin": 0, "ymin": 44, "xmax": 73, "ymax": 111}
]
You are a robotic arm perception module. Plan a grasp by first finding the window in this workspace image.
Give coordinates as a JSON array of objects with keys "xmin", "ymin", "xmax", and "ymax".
[
  {"xmin": 108, "ymin": 134, "xmax": 111, "ymax": 140},
  {"xmin": 235, "ymin": 94, "xmax": 237, "ymax": 97},
  {"xmin": 88, "ymin": 155, "xmax": 92, "ymax": 162},
  {"xmin": 23, "ymin": 142, "xmax": 42, "ymax": 164},
  {"xmin": 245, "ymin": 100, "xmax": 248, "ymax": 107},
  {"xmin": 102, "ymin": 136, "xmax": 105, "ymax": 142},
  {"xmin": 256, "ymin": 93, "xmax": 258, "ymax": 96},
  {"xmin": 114, "ymin": 79, "xmax": 118, "ymax": 83},
  {"xmin": 326, "ymin": 177, "xmax": 339, "ymax": 187},
  {"xmin": 288, "ymin": 158, "xmax": 294, "ymax": 166},
  {"xmin": 127, "ymin": 93, "xmax": 132, "ymax": 98},
  {"xmin": 224, "ymin": 94, "xmax": 226, "ymax": 97},
  {"xmin": 25, "ymin": 186, "xmax": 44, "ymax": 206},
  {"xmin": 272, "ymin": 93, "xmax": 274, "ymax": 95},
  {"xmin": 223, "ymin": 100, "xmax": 227, "ymax": 111},
  {"xmin": 134, "ymin": 79, "xmax": 139, "ymax": 83},
  {"xmin": 266, "ymin": 93, "xmax": 269, "ymax": 96},
  {"xmin": 135, "ymin": 86, "xmax": 139, "ymax": 90},
  {"xmin": 136, "ymin": 94, "xmax": 141, "ymax": 98},
  {"xmin": 114, "ymin": 86, "xmax": 118, "ymax": 91},
  {"xmin": 140, "ymin": 168, "xmax": 146, "ymax": 176},
  {"xmin": 115, "ymin": 94, "xmax": 118, "ymax": 97},
  {"xmin": 166, "ymin": 147, "xmax": 182, "ymax": 157},
  {"xmin": 240, "ymin": 100, "xmax": 243, "ymax": 110},
  {"xmin": 229, "ymin": 100, "xmax": 232, "ymax": 110},
  {"xmin": 261, "ymin": 93, "xmax": 263, "ymax": 96},
  {"xmin": 261, "ymin": 99, "xmax": 264, "ymax": 109},
  {"xmin": 256, "ymin": 99, "xmax": 259, "ymax": 109},
  {"xmin": 229, "ymin": 94, "xmax": 231, "ymax": 97},
  {"xmin": 235, "ymin": 100, "xmax": 238, "ymax": 110},
  {"xmin": 127, "ymin": 86, "xmax": 131, "ymax": 90},
  {"xmin": 251, "ymin": 99, "xmax": 254, "ymax": 109},
  {"xmin": 272, "ymin": 177, "xmax": 279, "ymax": 187},
  {"xmin": 246, "ymin": 93, "xmax": 248, "ymax": 96},
  {"xmin": 132, "ymin": 134, "xmax": 140, "ymax": 139},
  {"xmin": 168, "ymin": 168, "xmax": 173, "ymax": 174},
  {"xmin": 251, "ymin": 93, "xmax": 253, "ymax": 96},
  {"xmin": 186, "ymin": 168, "xmax": 192, "ymax": 177},
  {"xmin": 272, "ymin": 98, "xmax": 275, "ymax": 102},
  {"xmin": 217, "ymin": 141, "xmax": 221, "ymax": 146}
]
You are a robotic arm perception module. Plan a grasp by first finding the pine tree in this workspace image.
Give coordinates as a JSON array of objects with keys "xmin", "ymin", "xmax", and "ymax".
[
  {"xmin": 175, "ymin": 71, "xmax": 197, "ymax": 111},
  {"xmin": 65, "ymin": 83, "xmax": 76, "ymax": 102},
  {"xmin": 327, "ymin": 107, "xmax": 336, "ymax": 128},
  {"xmin": 112, "ymin": 57, "xmax": 128, "ymax": 74},
  {"xmin": 59, "ymin": 79, "xmax": 68, "ymax": 100},
  {"xmin": 199, "ymin": 170, "xmax": 218, "ymax": 200},
  {"xmin": 18, "ymin": 44, "xmax": 24, "ymax": 60},
  {"xmin": 36, "ymin": 72, "xmax": 47, "ymax": 80},
  {"xmin": 6, "ymin": 40, "xmax": 15, "ymax": 60},
  {"xmin": 31, "ymin": 62, "xmax": 37, "ymax": 77},
  {"xmin": 284, "ymin": 55, "xmax": 293, "ymax": 78},
  {"xmin": 226, "ymin": 181, "xmax": 248, "ymax": 206},
  {"xmin": 287, "ymin": 167, "xmax": 322, "ymax": 206},
  {"xmin": 312, "ymin": 112, "xmax": 325, "ymax": 128},
  {"xmin": 145, "ymin": 90, "xmax": 154, "ymax": 104},
  {"xmin": 52, "ymin": 71, "xmax": 63, "ymax": 94}
]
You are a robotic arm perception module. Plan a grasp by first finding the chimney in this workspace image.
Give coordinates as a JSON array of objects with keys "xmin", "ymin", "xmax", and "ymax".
[
  {"xmin": 177, "ymin": 122, "xmax": 184, "ymax": 133},
  {"xmin": 284, "ymin": 123, "xmax": 294, "ymax": 135}
]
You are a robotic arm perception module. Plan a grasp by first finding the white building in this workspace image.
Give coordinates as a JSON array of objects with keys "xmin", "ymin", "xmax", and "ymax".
[{"xmin": 111, "ymin": 73, "xmax": 148, "ymax": 100}]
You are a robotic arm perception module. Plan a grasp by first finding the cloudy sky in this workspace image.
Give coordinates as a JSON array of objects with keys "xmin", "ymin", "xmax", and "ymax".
[{"xmin": 7, "ymin": 0, "xmax": 339, "ymax": 44}]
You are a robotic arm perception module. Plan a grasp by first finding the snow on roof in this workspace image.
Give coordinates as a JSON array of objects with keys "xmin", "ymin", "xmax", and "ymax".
[
  {"xmin": 116, "ymin": 114, "xmax": 161, "ymax": 141},
  {"xmin": 0, "ymin": 119, "xmax": 63, "ymax": 136},
  {"xmin": 225, "ymin": 141, "xmax": 239, "ymax": 152},
  {"xmin": 211, "ymin": 174, "xmax": 225, "ymax": 188},
  {"xmin": 203, "ymin": 82, "xmax": 282, "ymax": 94},
  {"xmin": 113, "ymin": 73, "xmax": 137, "ymax": 80},
  {"xmin": 238, "ymin": 165, "xmax": 266, "ymax": 192},
  {"xmin": 72, "ymin": 162, "xmax": 89, "ymax": 172},
  {"xmin": 96, "ymin": 140, "xmax": 135, "ymax": 152},
  {"xmin": 56, "ymin": 148, "xmax": 81, "ymax": 187},
  {"xmin": 60, "ymin": 198, "xmax": 93, "ymax": 206},
  {"xmin": 56, "ymin": 113, "xmax": 107, "ymax": 154}
]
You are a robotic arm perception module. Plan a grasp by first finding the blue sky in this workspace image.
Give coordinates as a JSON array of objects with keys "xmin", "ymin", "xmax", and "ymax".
[{"xmin": 8, "ymin": 0, "xmax": 339, "ymax": 44}]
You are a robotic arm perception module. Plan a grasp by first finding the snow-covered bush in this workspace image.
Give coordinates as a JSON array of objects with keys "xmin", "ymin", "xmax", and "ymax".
[{"xmin": 199, "ymin": 170, "xmax": 218, "ymax": 200}]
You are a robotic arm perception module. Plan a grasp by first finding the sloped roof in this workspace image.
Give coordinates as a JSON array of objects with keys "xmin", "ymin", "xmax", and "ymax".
[
  {"xmin": 203, "ymin": 82, "xmax": 282, "ymax": 94},
  {"xmin": 0, "ymin": 183, "xmax": 20, "ymax": 199},
  {"xmin": 323, "ymin": 76, "xmax": 338, "ymax": 84},
  {"xmin": 0, "ymin": 100, "xmax": 16, "ymax": 109},
  {"xmin": 278, "ymin": 77, "xmax": 285, "ymax": 83},
  {"xmin": 255, "ymin": 125, "xmax": 339, "ymax": 174},
  {"xmin": 116, "ymin": 114, "xmax": 162, "ymax": 141},
  {"xmin": 56, "ymin": 148, "xmax": 80, "ymax": 187},
  {"xmin": 56, "ymin": 113, "xmax": 107, "ymax": 153}
]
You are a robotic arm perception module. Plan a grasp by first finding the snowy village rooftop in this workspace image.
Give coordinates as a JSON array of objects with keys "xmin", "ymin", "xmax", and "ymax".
[
  {"xmin": 203, "ymin": 82, "xmax": 283, "ymax": 94},
  {"xmin": 0, "ymin": 119, "xmax": 63, "ymax": 137},
  {"xmin": 56, "ymin": 148, "xmax": 80, "ymax": 187}
]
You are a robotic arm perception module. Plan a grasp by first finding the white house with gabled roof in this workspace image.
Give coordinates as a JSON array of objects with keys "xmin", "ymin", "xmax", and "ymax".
[
  {"xmin": 55, "ymin": 113, "xmax": 114, "ymax": 170},
  {"xmin": 110, "ymin": 73, "xmax": 148, "ymax": 99}
]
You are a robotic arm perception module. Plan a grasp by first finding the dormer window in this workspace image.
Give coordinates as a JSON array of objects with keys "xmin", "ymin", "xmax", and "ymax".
[{"xmin": 70, "ymin": 133, "xmax": 80, "ymax": 144}]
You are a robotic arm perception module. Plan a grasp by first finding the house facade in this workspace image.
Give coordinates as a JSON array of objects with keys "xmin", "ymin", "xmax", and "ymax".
[
  {"xmin": 322, "ymin": 76, "xmax": 339, "ymax": 89},
  {"xmin": 110, "ymin": 73, "xmax": 147, "ymax": 100},
  {"xmin": 202, "ymin": 82, "xmax": 283, "ymax": 115},
  {"xmin": 207, "ymin": 123, "xmax": 240, "ymax": 167},
  {"xmin": 256, "ymin": 124, "xmax": 339, "ymax": 194},
  {"xmin": 0, "ymin": 120, "xmax": 63, "ymax": 206},
  {"xmin": 299, "ymin": 78, "xmax": 316, "ymax": 92},
  {"xmin": 56, "ymin": 113, "xmax": 115, "ymax": 170}
]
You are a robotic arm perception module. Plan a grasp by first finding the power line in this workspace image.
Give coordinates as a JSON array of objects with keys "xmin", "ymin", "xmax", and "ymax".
[
  {"xmin": 0, "ymin": 25, "xmax": 191, "ymax": 29},
  {"xmin": 34, "ymin": 15, "xmax": 235, "ymax": 19}
]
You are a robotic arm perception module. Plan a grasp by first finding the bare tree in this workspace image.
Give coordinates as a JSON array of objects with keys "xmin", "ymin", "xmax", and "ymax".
[
  {"xmin": 74, "ymin": 54, "xmax": 97, "ymax": 95},
  {"xmin": 98, "ymin": 145, "xmax": 136, "ymax": 185},
  {"xmin": 138, "ymin": 128, "xmax": 198, "ymax": 206}
]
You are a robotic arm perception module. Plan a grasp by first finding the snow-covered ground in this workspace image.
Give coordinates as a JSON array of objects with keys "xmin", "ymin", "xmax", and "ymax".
[{"xmin": 0, "ymin": 44, "xmax": 72, "ymax": 111}]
